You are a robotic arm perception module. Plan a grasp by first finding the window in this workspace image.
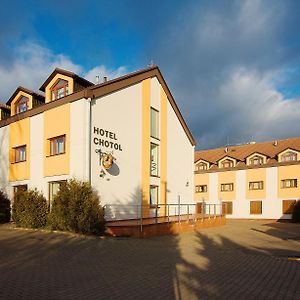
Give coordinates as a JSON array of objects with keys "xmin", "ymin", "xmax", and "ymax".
[
  {"xmin": 222, "ymin": 201, "xmax": 233, "ymax": 215},
  {"xmin": 220, "ymin": 183, "xmax": 234, "ymax": 192},
  {"xmin": 195, "ymin": 162, "xmax": 208, "ymax": 171},
  {"xmin": 221, "ymin": 159, "xmax": 233, "ymax": 168},
  {"xmin": 250, "ymin": 201, "xmax": 262, "ymax": 214},
  {"xmin": 195, "ymin": 185, "xmax": 207, "ymax": 193},
  {"xmin": 49, "ymin": 181, "xmax": 66, "ymax": 207},
  {"xmin": 49, "ymin": 135, "xmax": 66, "ymax": 156},
  {"xmin": 282, "ymin": 200, "xmax": 296, "ymax": 214},
  {"xmin": 150, "ymin": 185, "xmax": 159, "ymax": 206},
  {"xmin": 150, "ymin": 108, "xmax": 159, "ymax": 139},
  {"xmin": 150, "ymin": 143, "xmax": 159, "ymax": 176},
  {"xmin": 13, "ymin": 185, "xmax": 27, "ymax": 199},
  {"xmin": 281, "ymin": 179, "xmax": 297, "ymax": 189},
  {"xmin": 249, "ymin": 181, "xmax": 264, "ymax": 190},
  {"xmin": 13, "ymin": 145, "xmax": 26, "ymax": 163},
  {"xmin": 50, "ymin": 79, "xmax": 69, "ymax": 101},
  {"xmin": 15, "ymin": 96, "xmax": 29, "ymax": 114},
  {"xmin": 249, "ymin": 155, "xmax": 263, "ymax": 166},
  {"xmin": 281, "ymin": 151, "xmax": 297, "ymax": 162}
]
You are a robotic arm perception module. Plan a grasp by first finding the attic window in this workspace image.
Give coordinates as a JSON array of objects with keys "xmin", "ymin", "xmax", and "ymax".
[
  {"xmin": 221, "ymin": 159, "xmax": 233, "ymax": 168},
  {"xmin": 50, "ymin": 79, "xmax": 69, "ymax": 101},
  {"xmin": 195, "ymin": 162, "xmax": 208, "ymax": 171},
  {"xmin": 15, "ymin": 96, "xmax": 29, "ymax": 114},
  {"xmin": 281, "ymin": 151, "xmax": 297, "ymax": 162},
  {"xmin": 249, "ymin": 155, "xmax": 264, "ymax": 166}
]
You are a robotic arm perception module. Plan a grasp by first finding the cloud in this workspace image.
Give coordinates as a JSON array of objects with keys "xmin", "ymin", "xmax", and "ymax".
[
  {"xmin": 147, "ymin": 0, "xmax": 300, "ymax": 149},
  {"xmin": 0, "ymin": 42, "xmax": 127, "ymax": 101}
]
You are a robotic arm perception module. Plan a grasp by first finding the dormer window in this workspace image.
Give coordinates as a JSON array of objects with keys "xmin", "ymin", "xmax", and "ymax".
[
  {"xmin": 50, "ymin": 79, "xmax": 69, "ymax": 101},
  {"xmin": 195, "ymin": 162, "xmax": 208, "ymax": 171},
  {"xmin": 249, "ymin": 155, "xmax": 263, "ymax": 166},
  {"xmin": 221, "ymin": 159, "xmax": 233, "ymax": 168},
  {"xmin": 15, "ymin": 96, "xmax": 29, "ymax": 114},
  {"xmin": 281, "ymin": 151, "xmax": 297, "ymax": 162}
]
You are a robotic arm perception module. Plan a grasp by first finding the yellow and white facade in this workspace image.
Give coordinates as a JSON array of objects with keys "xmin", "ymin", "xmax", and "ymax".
[
  {"xmin": 0, "ymin": 66, "xmax": 195, "ymax": 220},
  {"xmin": 194, "ymin": 138, "xmax": 300, "ymax": 219}
]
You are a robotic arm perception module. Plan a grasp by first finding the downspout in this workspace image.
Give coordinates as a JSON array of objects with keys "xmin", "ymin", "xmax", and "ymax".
[{"xmin": 87, "ymin": 97, "xmax": 92, "ymax": 184}]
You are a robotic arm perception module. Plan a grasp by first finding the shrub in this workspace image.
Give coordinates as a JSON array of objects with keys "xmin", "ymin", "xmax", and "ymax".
[
  {"xmin": 48, "ymin": 180, "xmax": 104, "ymax": 234},
  {"xmin": 292, "ymin": 200, "xmax": 300, "ymax": 223},
  {"xmin": 0, "ymin": 189, "xmax": 11, "ymax": 223},
  {"xmin": 12, "ymin": 189, "xmax": 48, "ymax": 228}
]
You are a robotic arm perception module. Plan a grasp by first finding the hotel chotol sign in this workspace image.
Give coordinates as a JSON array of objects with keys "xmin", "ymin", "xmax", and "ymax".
[{"xmin": 93, "ymin": 127, "xmax": 123, "ymax": 151}]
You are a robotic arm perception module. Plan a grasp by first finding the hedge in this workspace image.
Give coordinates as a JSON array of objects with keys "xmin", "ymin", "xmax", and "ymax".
[
  {"xmin": 12, "ymin": 189, "xmax": 48, "ymax": 228},
  {"xmin": 48, "ymin": 179, "xmax": 104, "ymax": 234},
  {"xmin": 0, "ymin": 189, "xmax": 11, "ymax": 223}
]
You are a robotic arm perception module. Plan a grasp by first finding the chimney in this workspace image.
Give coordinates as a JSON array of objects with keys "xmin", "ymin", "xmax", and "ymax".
[
  {"xmin": 103, "ymin": 76, "xmax": 108, "ymax": 83},
  {"xmin": 273, "ymin": 140, "xmax": 278, "ymax": 147},
  {"xmin": 95, "ymin": 76, "xmax": 100, "ymax": 84},
  {"xmin": 224, "ymin": 147, "xmax": 228, "ymax": 153}
]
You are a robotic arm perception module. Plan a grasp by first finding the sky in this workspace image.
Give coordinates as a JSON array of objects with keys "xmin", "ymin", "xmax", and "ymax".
[{"xmin": 1, "ymin": 0, "xmax": 300, "ymax": 150}]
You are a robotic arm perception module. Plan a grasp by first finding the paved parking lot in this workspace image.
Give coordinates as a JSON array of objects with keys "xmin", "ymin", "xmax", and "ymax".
[{"xmin": 0, "ymin": 220, "xmax": 299, "ymax": 300}]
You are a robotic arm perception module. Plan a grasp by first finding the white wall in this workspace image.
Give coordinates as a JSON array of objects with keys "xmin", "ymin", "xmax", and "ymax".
[
  {"xmin": 167, "ymin": 100, "xmax": 194, "ymax": 209},
  {"xmin": 91, "ymin": 83, "xmax": 142, "ymax": 219},
  {"xmin": 70, "ymin": 99, "xmax": 89, "ymax": 181},
  {"xmin": 0, "ymin": 126, "xmax": 9, "ymax": 195}
]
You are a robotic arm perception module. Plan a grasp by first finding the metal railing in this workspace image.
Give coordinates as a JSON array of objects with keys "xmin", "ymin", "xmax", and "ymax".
[{"xmin": 104, "ymin": 202, "xmax": 224, "ymax": 231}]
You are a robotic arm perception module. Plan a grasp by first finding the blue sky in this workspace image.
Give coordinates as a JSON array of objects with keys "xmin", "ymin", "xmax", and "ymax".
[{"xmin": 1, "ymin": 0, "xmax": 300, "ymax": 149}]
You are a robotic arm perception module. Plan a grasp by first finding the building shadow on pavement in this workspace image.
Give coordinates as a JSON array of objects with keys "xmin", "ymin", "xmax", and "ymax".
[{"xmin": 1, "ymin": 221, "xmax": 300, "ymax": 299}]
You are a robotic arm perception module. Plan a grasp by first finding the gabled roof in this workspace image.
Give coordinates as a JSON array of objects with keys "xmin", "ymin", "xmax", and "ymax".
[
  {"xmin": 216, "ymin": 155, "xmax": 239, "ymax": 163},
  {"xmin": 195, "ymin": 137, "xmax": 300, "ymax": 164},
  {"xmin": 39, "ymin": 68, "xmax": 94, "ymax": 92},
  {"xmin": 6, "ymin": 86, "xmax": 45, "ymax": 106},
  {"xmin": 0, "ymin": 66, "xmax": 196, "ymax": 146}
]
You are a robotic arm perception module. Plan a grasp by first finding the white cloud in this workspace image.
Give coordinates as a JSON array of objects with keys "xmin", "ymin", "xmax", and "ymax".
[{"xmin": 0, "ymin": 42, "xmax": 127, "ymax": 102}]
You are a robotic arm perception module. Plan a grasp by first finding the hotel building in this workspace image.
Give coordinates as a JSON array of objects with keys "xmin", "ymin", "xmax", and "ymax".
[
  {"xmin": 194, "ymin": 137, "xmax": 300, "ymax": 220},
  {"xmin": 0, "ymin": 66, "xmax": 195, "ymax": 220}
]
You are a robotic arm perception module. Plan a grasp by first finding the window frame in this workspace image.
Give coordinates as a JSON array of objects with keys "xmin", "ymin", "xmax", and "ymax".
[
  {"xmin": 281, "ymin": 151, "xmax": 297, "ymax": 162},
  {"xmin": 48, "ymin": 180, "xmax": 67, "ymax": 208},
  {"xmin": 280, "ymin": 179, "xmax": 297, "ymax": 189},
  {"xmin": 249, "ymin": 155, "xmax": 264, "ymax": 166},
  {"xmin": 150, "ymin": 107, "xmax": 159, "ymax": 140},
  {"xmin": 195, "ymin": 185, "xmax": 207, "ymax": 193},
  {"xmin": 150, "ymin": 142, "xmax": 159, "ymax": 177},
  {"xmin": 15, "ymin": 96, "xmax": 29, "ymax": 114},
  {"xmin": 149, "ymin": 185, "xmax": 159, "ymax": 207},
  {"xmin": 220, "ymin": 183, "xmax": 234, "ymax": 192},
  {"xmin": 195, "ymin": 162, "xmax": 208, "ymax": 171},
  {"xmin": 249, "ymin": 181, "xmax": 264, "ymax": 190},
  {"xmin": 221, "ymin": 159, "xmax": 234, "ymax": 168},
  {"xmin": 13, "ymin": 145, "xmax": 26, "ymax": 163},
  {"xmin": 13, "ymin": 184, "xmax": 28, "ymax": 199},
  {"xmin": 49, "ymin": 135, "xmax": 66, "ymax": 156},
  {"xmin": 50, "ymin": 79, "xmax": 69, "ymax": 101}
]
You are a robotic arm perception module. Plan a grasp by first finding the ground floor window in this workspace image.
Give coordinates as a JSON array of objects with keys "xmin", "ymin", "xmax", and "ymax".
[
  {"xmin": 13, "ymin": 185, "xmax": 28, "ymax": 199},
  {"xmin": 150, "ymin": 185, "xmax": 159, "ymax": 207},
  {"xmin": 195, "ymin": 185, "xmax": 207, "ymax": 193},
  {"xmin": 250, "ymin": 201, "xmax": 262, "ymax": 215},
  {"xmin": 222, "ymin": 201, "xmax": 233, "ymax": 215},
  {"xmin": 282, "ymin": 200, "xmax": 296, "ymax": 214},
  {"xmin": 49, "ymin": 181, "xmax": 66, "ymax": 207}
]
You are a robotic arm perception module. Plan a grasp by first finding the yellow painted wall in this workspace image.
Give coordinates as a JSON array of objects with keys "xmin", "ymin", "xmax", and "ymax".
[
  {"xmin": 278, "ymin": 165, "xmax": 300, "ymax": 198},
  {"xmin": 160, "ymin": 86, "xmax": 167, "ymax": 214},
  {"xmin": 10, "ymin": 91, "xmax": 33, "ymax": 116},
  {"xmin": 246, "ymin": 168, "xmax": 266, "ymax": 199},
  {"xmin": 141, "ymin": 79, "xmax": 151, "ymax": 216},
  {"xmin": 194, "ymin": 173, "xmax": 209, "ymax": 201},
  {"xmin": 9, "ymin": 118, "xmax": 30, "ymax": 181},
  {"xmin": 218, "ymin": 171, "xmax": 236, "ymax": 200},
  {"xmin": 44, "ymin": 104, "xmax": 70, "ymax": 176},
  {"xmin": 45, "ymin": 74, "xmax": 74, "ymax": 103}
]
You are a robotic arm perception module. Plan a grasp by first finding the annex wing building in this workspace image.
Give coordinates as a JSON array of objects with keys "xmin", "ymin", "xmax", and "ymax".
[
  {"xmin": 0, "ymin": 66, "xmax": 195, "ymax": 220},
  {"xmin": 194, "ymin": 138, "xmax": 300, "ymax": 220}
]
